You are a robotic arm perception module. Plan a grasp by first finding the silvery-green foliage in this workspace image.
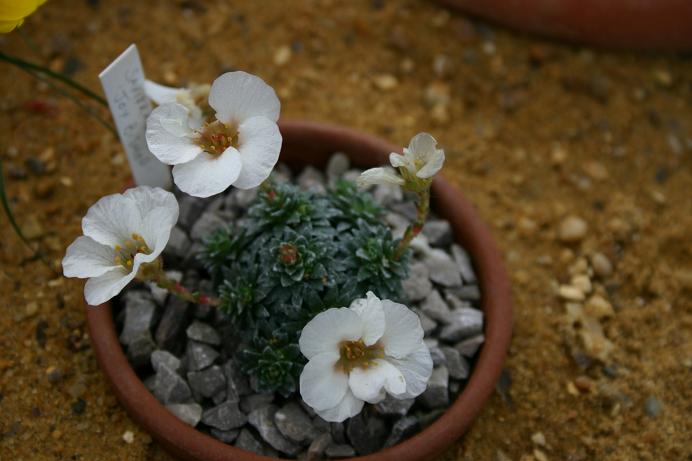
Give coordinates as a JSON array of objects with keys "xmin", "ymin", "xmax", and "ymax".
[{"xmin": 201, "ymin": 180, "xmax": 410, "ymax": 395}]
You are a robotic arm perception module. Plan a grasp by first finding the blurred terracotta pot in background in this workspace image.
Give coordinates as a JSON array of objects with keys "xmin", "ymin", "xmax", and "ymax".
[{"xmin": 437, "ymin": 0, "xmax": 692, "ymax": 51}]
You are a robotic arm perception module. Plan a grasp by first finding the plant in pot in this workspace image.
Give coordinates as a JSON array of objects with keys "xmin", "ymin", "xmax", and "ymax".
[{"xmin": 64, "ymin": 71, "xmax": 511, "ymax": 460}]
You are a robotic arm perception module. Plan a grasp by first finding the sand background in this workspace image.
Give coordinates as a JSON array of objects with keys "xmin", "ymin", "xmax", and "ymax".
[{"xmin": 0, "ymin": 1, "xmax": 690, "ymax": 460}]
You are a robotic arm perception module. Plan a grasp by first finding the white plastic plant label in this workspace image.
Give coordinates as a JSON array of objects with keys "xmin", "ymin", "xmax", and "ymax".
[{"xmin": 99, "ymin": 44, "xmax": 172, "ymax": 189}]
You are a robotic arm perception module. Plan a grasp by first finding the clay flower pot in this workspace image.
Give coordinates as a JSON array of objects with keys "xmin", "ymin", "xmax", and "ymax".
[
  {"xmin": 437, "ymin": 0, "xmax": 692, "ymax": 51},
  {"xmin": 86, "ymin": 120, "xmax": 513, "ymax": 461}
]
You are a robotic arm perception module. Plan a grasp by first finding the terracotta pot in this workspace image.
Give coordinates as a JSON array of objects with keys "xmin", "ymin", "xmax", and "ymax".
[
  {"xmin": 437, "ymin": 0, "xmax": 692, "ymax": 51},
  {"xmin": 86, "ymin": 120, "xmax": 513, "ymax": 461}
]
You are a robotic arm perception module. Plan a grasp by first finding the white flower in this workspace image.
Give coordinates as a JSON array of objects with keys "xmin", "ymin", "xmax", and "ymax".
[
  {"xmin": 145, "ymin": 71, "xmax": 282, "ymax": 198},
  {"xmin": 356, "ymin": 167, "xmax": 405, "ymax": 188},
  {"xmin": 144, "ymin": 80, "xmax": 211, "ymax": 121},
  {"xmin": 299, "ymin": 291, "xmax": 433, "ymax": 422},
  {"xmin": 390, "ymin": 132, "xmax": 445, "ymax": 179},
  {"xmin": 62, "ymin": 187, "xmax": 178, "ymax": 306}
]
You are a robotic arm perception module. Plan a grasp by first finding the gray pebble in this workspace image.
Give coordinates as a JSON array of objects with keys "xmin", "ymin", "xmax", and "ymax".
[
  {"xmin": 177, "ymin": 196, "xmax": 206, "ymax": 230},
  {"xmin": 240, "ymin": 393, "xmax": 274, "ymax": 413},
  {"xmin": 441, "ymin": 346, "xmax": 470, "ymax": 380},
  {"xmin": 275, "ymin": 402, "xmax": 318, "ymax": 443},
  {"xmin": 190, "ymin": 211, "xmax": 228, "ymax": 242},
  {"xmin": 451, "ymin": 244, "xmax": 477, "ymax": 283},
  {"xmin": 297, "ymin": 166, "xmax": 326, "ymax": 193},
  {"xmin": 449, "ymin": 380, "xmax": 461, "ymax": 395},
  {"xmin": 420, "ymin": 366, "xmax": 449, "ymax": 409},
  {"xmin": 227, "ymin": 188, "xmax": 258, "ymax": 210},
  {"xmin": 186, "ymin": 320, "xmax": 221, "ymax": 346},
  {"xmin": 644, "ymin": 395, "xmax": 662, "ymax": 418},
  {"xmin": 420, "ymin": 289, "xmax": 451, "ymax": 323},
  {"xmin": 425, "ymin": 339, "xmax": 446, "ymax": 366},
  {"xmin": 155, "ymin": 297, "xmax": 190, "ymax": 351},
  {"xmin": 346, "ymin": 413, "xmax": 388, "ymax": 455},
  {"xmin": 182, "ymin": 242, "xmax": 205, "ymax": 270},
  {"xmin": 455, "ymin": 334, "xmax": 485, "ymax": 357},
  {"xmin": 444, "ymin": 292, "xmax": 473, "ymax": 311},
  {"xmin": 186, "ymin": 341, "xmax": 219, "ymax": 371},
  {"xmin": 448, "ymin": 285, "xmax": 481, "ymax": 302},
  {"xmin": 330, "ymin": 422, "xmax": 346, "ymax": 444},
  {"xmin": 326, "ymin": 152, "xmax": 350, "ymax": 180},
  {"xmin": 154, "ymin": 364, "xmax": 192, "ymax": 404},
  {"xmin": 416, "ymin": 310, "xmax": 437, "ymax": 337},
  {"xmin": 126, "ymin": 330, "xmax": 156, "ymax": 368},
  {"xmin": 384, "ymin": 416, "xmax": 420, "ymax": 448},
  {"xmin": 235, "ymin": 428, "xmax": 267, "ymax": 455},
  {"xmin": 375, "ymin": 394, "xmax": 415, "ymax": 416},
  {"xmin": 164, "ymin": 226, "xmax": 191, "ymax": 260},
  {"xmin": 374, "ymin": 184, "xmax": 404, "ymax": 206},
  {"xmin": 422, "ymin": 220, "xmax": 453, "ymax": 247},
  {"xmin": 211, "ymin": 428, "xmax": 239, "ymax": 444},
  {"xmin": 224, "ymin": 360, "xmax": 251, "ymax": 403},
  {"xmin": 325, "ymin": 444, "xmax": 356, "ymax": 458},
  {"xmin": 148, "ymin": 270, "xmax": 182, "ymax": 306},
  {"xmin": 342, "ymin": 169, "xmax": 363, "ymax": 183},
  {"xmin": 166, "ymin": 403, "xmax": 202, "ymax": 427},
  {"xmin": 307, "ymin": 432, "xmax": 333, "ymax": 460},
  {"xmin": 119, "ymin": 291, "xmax": 157, "ymax": 346},
  {"xmin": 151, "ymin": 349, "xmax": 181, "ymax": 374},
  {"xmin": 439, "ymin": 308, "xmax": 484, "ymax": 342},
  {"xmin": 187, "ymin": 365, "xmax": 226, "ymax": 398},
  {"xmin": 143, "ymin": 374, "xmax": 157, "ymax": 393},
  {"xmin": 248, "ymin": 405, "xmax": 301, "ymax": 455},
  {"xmin": 424, "ymin": 249, "xmax": 462, "ymax": 287},
  {"xmin": 385, "ymin": 211, "xmax": 409, "ymax": 231},
  {"xmin": 390, "ymin": 202, "xmax": 417, "ymax": 221},
  {"xmin": 212, "ymin": 389, "xmax": 227, "ymax": 405},
  {"xmin": 202, "ymin": 401, "xmax": 247, "ymax": 431},
  {"xmin": 403, "ymin": 262, "xmax": 433, "ymax": 302},
  {"xmin": 271, "ymin": 163, "xmax": 292, "ymax": 185}
]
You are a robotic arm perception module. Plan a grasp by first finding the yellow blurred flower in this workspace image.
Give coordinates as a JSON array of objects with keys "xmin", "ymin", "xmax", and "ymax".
[{"xmin": 0, "ymin": 0, "xmax": 46, "ymax": 33}]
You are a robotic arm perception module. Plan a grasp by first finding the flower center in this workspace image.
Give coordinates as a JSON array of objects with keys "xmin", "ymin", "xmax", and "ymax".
[
  {"xmin": 278, "ymin": 243, "xmax": 299, "ymax": 265},
  {"xmin": 195, "ymin": 120, "xmax": 239, "ymax": 155},
  {"xmin": 114, "ymin": 233, "xmax": 151, "ymax": 271},
  {"xmin": 336, "ymin": 339, "xmax": 384, "ymax": 373}
]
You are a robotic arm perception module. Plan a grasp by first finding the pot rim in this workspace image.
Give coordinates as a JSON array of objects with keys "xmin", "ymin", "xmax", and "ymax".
[{"xmin": 86, "ymin": 120, "xmax": 513, "ymax": 461}]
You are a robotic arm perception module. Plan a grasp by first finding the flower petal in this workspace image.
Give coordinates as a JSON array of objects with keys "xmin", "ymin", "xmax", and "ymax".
[
  {"xmin": 144, "ymin": 80, "xmax": 184, "ymax": 106},
  {"xmin": 300, "ymin": 351, "xmax": 349, "ymax": 411},
  {"xmin": 349, "ymin": 359, "xmax": 406, "ymax": 403},
  {"xmin": 172, "ymin": 147, "xmax": 242, "ymax": 198},
  {"xmin": 388, "ymin": 152, "xmax": 407, "ymax": 168},
  {"xmin": 416, "ymin": 147, "xmax": 445, "ymax": 179},
  {"xmin": 208, "ymin": 71, "xmax": 280, "ymax": 124},
  {"xmin": 299, "ymin": 308, "xmax": 363, "ymax": 359},
  {"xmin": 314, "ymin": 389, "xmax": 364, "ymax": 423},
  {"xmin": 381, "ymin": 299, "xmax": 424, "ymax": 358},
  {"xmin": 82, "ymin": 192, "xmax": 143, "ymax": 247},
  {"xmin": 349, "ymin": 291, "xmax": 385, "ymax": 346},
  {"xmin": 84, "ymin": 267, "xmax": 134, "ymax": 306},
  {"xmin": 386, "ymin": 342, "xmax": 433, "ymax": 398},
  {"xmin": 356, "ymin": 167, "xmax": 404, "ymax": 188},
  {"xmin": 62, "ymin": 236, "xmax": 118, "ymax": 278},
  {"xmin": 123, "ymin": 186, "xmax": 179, "ymax": 226},
  {"xmin": 146, "ymin": 103, "xmax": 202, "ymax": 165},
  {"xmin": 233, "ymin": 116, "xmax": 282, "ymax": 189},
  {"xmin": 139, "ymin": 207, "xmax": 177, "ymax": 258},
  {"xmin": 407, "ymin": 132, "xmax": 437, "ymax": 157}
]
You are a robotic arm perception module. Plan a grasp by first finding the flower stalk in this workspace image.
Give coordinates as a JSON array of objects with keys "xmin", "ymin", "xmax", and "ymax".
[
  {"xmin": 149, "ymin": 268, "xmax": 220, "ymax": 306},
  {"xmin": 358, "ymin": 132, "xmax": 445, "ymax": 260},
  {"xmin": 395, "ymin": 185, "xmax": 430, "ymax": 259}
]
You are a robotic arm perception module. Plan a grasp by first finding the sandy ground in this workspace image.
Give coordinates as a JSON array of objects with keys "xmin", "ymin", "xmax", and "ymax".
[{"xmin": 1, "ymin": 1, "xmax": 691, "ymax": 460}]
